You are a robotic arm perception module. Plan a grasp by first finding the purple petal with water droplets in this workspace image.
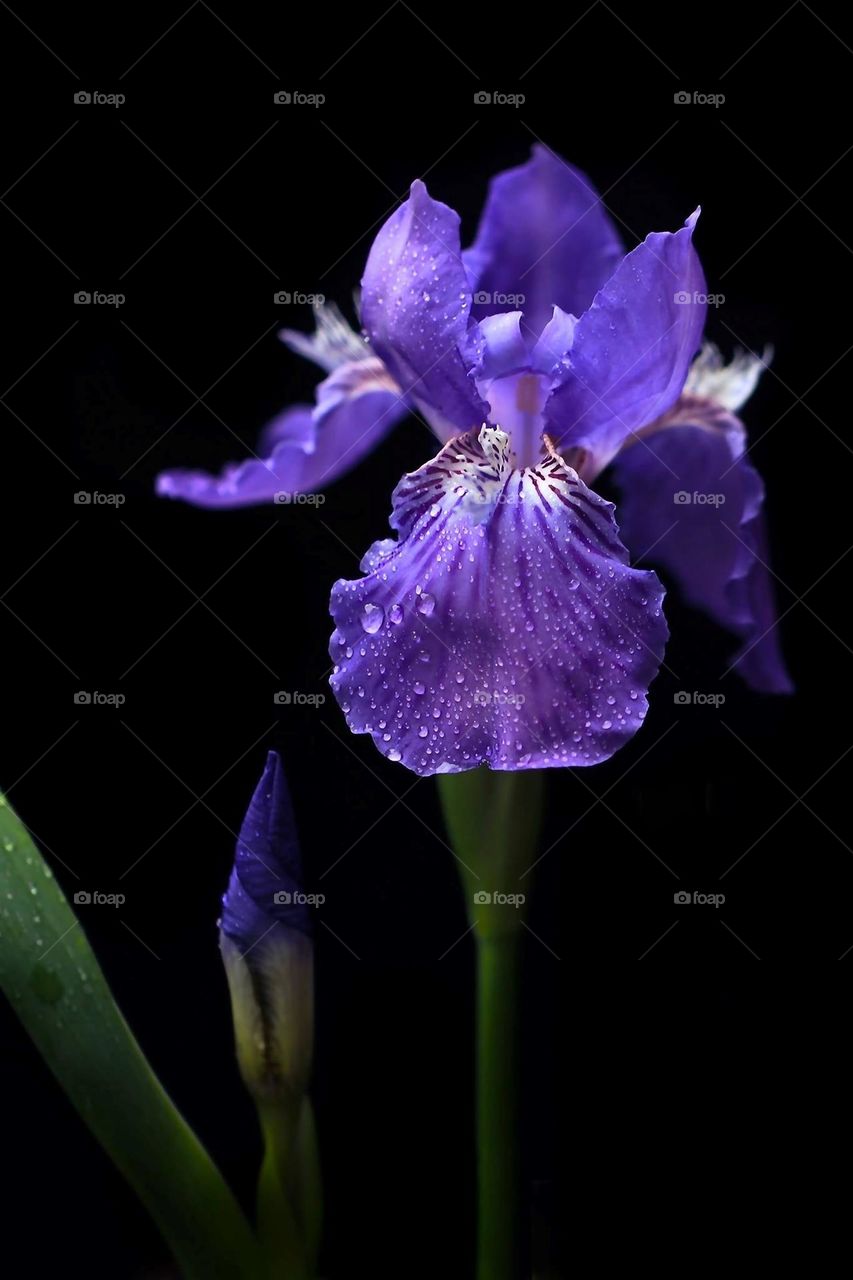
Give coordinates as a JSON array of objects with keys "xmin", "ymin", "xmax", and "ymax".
[
  {"xmin": 156, "ymin": 359, "xmax": 408, "ymax": 508},
  {"xmin": 329, "ymin": 429, "xmax": 668, "ymax": 775},
  {"xmin": 545, "ymin": 212, "xmax": 706, "ymax": 476},
  {"xmin": 361, "ymin": 179, "xmax": 489, "ymax": 431}
]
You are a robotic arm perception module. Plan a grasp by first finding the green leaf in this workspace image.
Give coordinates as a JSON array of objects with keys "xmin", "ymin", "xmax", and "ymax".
[{"xmin": 0, "ymin": 792, "xmax": 263, "ymax": 1280}]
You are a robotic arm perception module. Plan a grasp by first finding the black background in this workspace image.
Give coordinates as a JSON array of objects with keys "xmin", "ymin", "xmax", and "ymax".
[{"xmin": 1, "ymin": 2, "xmax": 851, "ymax": 1275}]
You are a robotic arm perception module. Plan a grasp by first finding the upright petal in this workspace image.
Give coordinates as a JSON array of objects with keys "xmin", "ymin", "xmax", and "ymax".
[
  {"xmin": 610, "ymin": 397, "xmax": 792, "ymax": 693},
  {"xmin": 156, "ymin": 359, "xmax": 408, "ymax": 509},
  {"xmin": 465, "ymin": 145, "xmax": 624, "ymax": 335},
  {"xmin": 361, "ymin": 180, "xmax": 489, "ymax": 431},
  {"xmin": 329, "ymin": 427, "xmax": 667, "ymax": 775},
  {"xmin": 545, "ymin": 212, "xmax": 706, "ymax": 476}
]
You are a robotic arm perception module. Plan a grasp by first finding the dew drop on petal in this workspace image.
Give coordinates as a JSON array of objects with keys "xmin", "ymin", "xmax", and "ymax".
[{"xmin": 360, "ymin": 603, "xmax": 385, "ymax": 634}]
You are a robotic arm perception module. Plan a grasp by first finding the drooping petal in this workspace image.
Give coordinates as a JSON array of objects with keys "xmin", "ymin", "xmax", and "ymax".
[
  {"xmin": 329, "ymin": 427, "xmax": 668, "ymax": 775},
  {"xmin": 545, "ymin": 212, "xmax": 706, "ymax": 476},
  {"xmin": 156, "ymin": 360, "xmax": 408, "ymax": 509},
  {"xmin": 464, "ymin": 145, "xmax": 624, "ymax": 335},
  {"xmin": 361, "ymin": 180, "xmax": 489, "ymax": 431},
  {"xmin": 609, "ymin": 398, "xmax": 792, "ymax": 693}
]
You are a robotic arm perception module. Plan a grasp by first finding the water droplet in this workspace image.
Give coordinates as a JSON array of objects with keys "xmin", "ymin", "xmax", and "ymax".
[
  {"xmin": 417, "ymin": 593, "xmax": 436, "ymax": 617},
  {"xmin": 360, "ymin": 602, "xmax": 385, "ymax": 634}
]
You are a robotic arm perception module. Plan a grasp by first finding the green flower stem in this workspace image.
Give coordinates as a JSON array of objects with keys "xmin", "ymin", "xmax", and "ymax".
[
  {"xmin": 255, "ymin": 1095, "xmax": 322, "ymax": 1279},
  {"xmin": 257, "ymin": 1101, "xmax": 310, "ymax": 1280},
  {"xmin": 474, "ymin": 930, "xmax": 522, "ymax": 1280},
  {"xmin": 294, "ymin": 1098, "xmax": 323, "ymax": 1271},
  {"xmin": 0, "ymin": 794, "xmax": 263, "ymax": 1280},
  {"xmin": 438, "ymin": 770, "xmax": 545, "ymax": 1280}
]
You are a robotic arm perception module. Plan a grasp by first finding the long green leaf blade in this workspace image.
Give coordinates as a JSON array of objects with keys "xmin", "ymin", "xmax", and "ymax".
[{"xmin": 0, "ymin": 792, "xmax": 262, "ymax": 1280}]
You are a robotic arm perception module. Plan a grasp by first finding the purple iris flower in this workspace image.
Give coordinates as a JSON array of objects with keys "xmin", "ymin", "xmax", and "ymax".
[{"xmin": 158, "ymin": 146, "xmax": 790, "ymax": 774}]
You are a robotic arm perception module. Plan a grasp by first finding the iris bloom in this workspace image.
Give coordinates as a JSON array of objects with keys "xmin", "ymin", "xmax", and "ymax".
[{"xmin": 158, "ymin": 147, "xmax": 790, "ymax": 774}]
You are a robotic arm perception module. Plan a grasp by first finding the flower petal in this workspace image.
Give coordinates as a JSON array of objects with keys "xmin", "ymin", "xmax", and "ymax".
[
  {"xmin": 329, "ymin": 428, "xmax": 667, "ymax": 775},
  {"xmin": 279, "ymin": 299, "xmax": 369, "ymax": 372},
  {"xmin": 156, "ymin": 361, "xmax": 408, "ymax": 508},
  {"xmin": 610, "ymin": 401, "xmax": 792, "ymax": 693},
  {"xmin": 545, "ymin": 212, "xmax": 706, "ymax": 476},
  {"xmin": 469, "ymin": 311, "xmax": 529, "ymax": 380},
  {"xmin": 465, "ymin": 145, "xmax": 624, "ymax": 335},
  {"xmin": 361, "ymin": 180, "xmax": 489, "ymax": 431},
  {"xmin": 220, "ymin": 750, "xmax": 312, "ymax": 951}
]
